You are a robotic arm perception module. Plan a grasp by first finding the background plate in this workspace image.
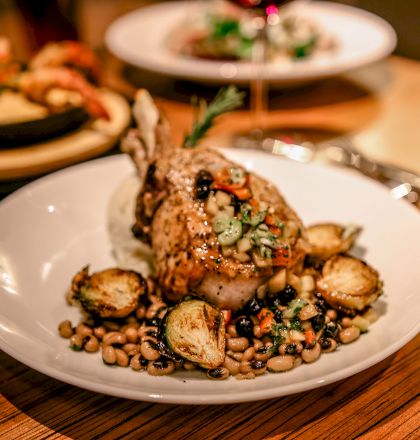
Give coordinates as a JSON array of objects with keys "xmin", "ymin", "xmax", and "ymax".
[
  {"xmin": 105, "ymin": 1, "xmax": 396, "ymax": 85},
  {"xmin": 0, "ymin": 150, "xmax": 419, "ymax": 404}
]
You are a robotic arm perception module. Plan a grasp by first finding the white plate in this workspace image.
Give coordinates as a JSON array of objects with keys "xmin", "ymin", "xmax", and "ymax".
[
  {"xmin": 105, "ymin": 1, "xmax": 396, "ymax": 85},
  {"xmin": 1, "ymin": 149, "xmax": 419, "ymax": 404}
]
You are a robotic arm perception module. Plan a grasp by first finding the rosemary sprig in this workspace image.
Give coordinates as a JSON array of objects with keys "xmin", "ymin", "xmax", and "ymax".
[{"xmin": 183, "ymin": 85, "xmax": 246, "ymax": 148}]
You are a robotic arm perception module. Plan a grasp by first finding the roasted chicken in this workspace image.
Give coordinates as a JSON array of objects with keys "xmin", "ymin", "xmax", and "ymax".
[{"xmin": 122, "ymin": 90, "xmax": 308, "ymax": 311}]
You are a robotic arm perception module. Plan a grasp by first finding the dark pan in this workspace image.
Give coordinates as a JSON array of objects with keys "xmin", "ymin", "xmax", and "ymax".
[{"xmin": 0, "ymin": 107, "xmax": 89, "ymax": 148}]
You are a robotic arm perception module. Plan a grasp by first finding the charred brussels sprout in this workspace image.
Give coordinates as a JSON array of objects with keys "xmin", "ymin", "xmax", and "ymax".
[{"xmin": 165, "ymin": 300, "xmax": 226, "ymax": 369}]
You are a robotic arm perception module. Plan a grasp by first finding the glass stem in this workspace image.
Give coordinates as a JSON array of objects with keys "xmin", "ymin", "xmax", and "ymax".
[{"xmin": 250, "ymin": 24, "xmax": 268, "ymax": 140}]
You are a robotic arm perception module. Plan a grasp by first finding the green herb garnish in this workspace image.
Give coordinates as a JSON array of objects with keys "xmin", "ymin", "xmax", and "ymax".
[{"xmin": 183, "ymin": 85, "xmax": 245, "ymax": 148}]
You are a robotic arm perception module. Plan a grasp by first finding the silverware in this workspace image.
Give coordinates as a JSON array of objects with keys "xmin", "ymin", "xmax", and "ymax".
[{"xmin": 261, "ymin": 135, "xmax": 420, "ymax": 209}]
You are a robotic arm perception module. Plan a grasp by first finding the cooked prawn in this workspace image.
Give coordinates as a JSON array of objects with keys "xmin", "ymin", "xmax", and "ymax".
[
  {"xmin": 17, "ymin": 67, "xmax": 110, "ymax": 120},
  {"xmin": 29, "ymin": 40, "xmax": 101, "ymax": 82}
]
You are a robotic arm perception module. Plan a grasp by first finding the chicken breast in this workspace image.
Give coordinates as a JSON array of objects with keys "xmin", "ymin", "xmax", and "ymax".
[{"xmin": 122, "ymin": 90, "xmax": 308, "ymax": 310}]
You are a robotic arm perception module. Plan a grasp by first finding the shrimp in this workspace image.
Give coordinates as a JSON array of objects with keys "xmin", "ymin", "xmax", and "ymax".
[
  {"xmin": 17, "ymin": 67, "xmax": 110, "ymax": 120},
  {"xmin": 29, "ymin": 40, "xmax": 101, "ymax": 82}
]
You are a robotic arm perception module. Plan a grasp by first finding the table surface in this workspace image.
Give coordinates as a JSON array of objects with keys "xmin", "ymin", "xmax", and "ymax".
[{"xmin": 1, "ymin": 54, "xmax": 420, "ymax": 439}]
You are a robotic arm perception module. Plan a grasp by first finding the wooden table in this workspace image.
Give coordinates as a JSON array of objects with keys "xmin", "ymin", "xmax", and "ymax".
[{"xmin": 1, "ymin": 55, "xmax": 420, "ymax": 439}]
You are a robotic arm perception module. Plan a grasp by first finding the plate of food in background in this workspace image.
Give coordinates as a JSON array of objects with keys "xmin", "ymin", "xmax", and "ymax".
[
  {"xmin": 0, "ymin": 39, "xmax": 130, "ymax": 180},
  {"xmin": 105, "ymin": 0, "xmax": 396, "ymax": 85}
]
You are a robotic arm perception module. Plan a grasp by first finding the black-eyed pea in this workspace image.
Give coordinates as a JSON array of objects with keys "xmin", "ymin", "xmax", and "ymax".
[
  {"xmin": 298, "ymin": 304, "xmax": 319, "ymax": 321},
  {"xmin": 122, "ymin": 343, "xmax": 138, "ymax": 354},
  {"xmin": 341, "ymin": 317, "xmax": 353, "ymax": 328},
  {"xmin": 115, "ymin": 348, "xmax": 129, "ymax": 367},
  {"xmin": 235, "ymin": 372, "xmax": 256, "ymax": 380},
  {"xmin": 279, "ymin": 342, "xmax": 303, "ymax": 356},
  {"xmin": 136, "ymin": 305, "xmax": 146, "ymax": 320},
  {"xmin": 339, "ymin": 326, "xmax": 360, "ymax": 344},
  {"xmin": 125, "ymin": 327, "xmax": 139, "ymax": 344},
  {"xmin": 207, "ymin": 367, "xmax": 230, "ymax": 380},
  {"xmin": 254, "ymin": 346, "xmax": 273, "ymax": 362},
  {"xmin": 58, "ymin": 320, "xmax": 73, "ymax": 338},
  {"xmin": 226, "ymin": 337, "xmax": 249, "ymax": 352},
  {"xmin": 253, "ymin": 325, "xmax": 264, "ymax": 339},
  {"xmin": 93, "ymin": 326, "xmax": 107, "ymax": 340},
  {"xmin": 102, "ymin": 331, "xmax": 127, "ymax": 346},
  {"xmin": 253, "ymin": 339, "xmax": 264, "ymax": 350},
  {"xmin": 75, "ymin": 323, "xmax": 93, "ymax": 337},
  {"xmin": 146, "ymin": 302, "xmax": 166, "ymax": 320},
  {"xmin": 326, "ymin": 309, "xmax": 337, "ymax": 321},
  {"xmin": 130, "ymin": 353, "xmax": 143, "ymax": 371},
  {"xmin": 267, "ymin": 355, "xmax": 294, "ymax": 372},
  {"xmin": 222, "ymin": 355, "xmax": 241, "ymax": 375},
  {"xmin": 239, "ymin": 361, "xmax": 252, "ymax": 374},
  {"xmin": 147, "ymin": 360, "xmax": 175, "ymax": 376},
  {"xmin": 227, "ymin": 324, "xmax": 238, "ymax": 338},
  {"xmin": 242, "ymin": 347, "xmax": 255, "ymax": 361},
  {"xmin": 250, "ymin": 360, "xmax": 267, "ymax": 376},
  {"xmin": 103, "ymin": 321, "xmax": 120, "ymax": 331},
  {"xmin": 320, "ymin": 338, "xmax": 337, "ymax": 353},
  {"xmin": 302, "ymin": 342, "xmax": 321, "ymax": 363},
  {"xmin": 69, "ymin": 334, "xmax": 84, "ymax": 351},
  {"xmin": 230, "ymin": 352, "xmax": 243, "ymax": 362},
  {"xmin": 84, "ymin": 335, "xmax": 99, "ymax": 352},
  {"xmin": 140, "ymin": 341, "xmax": 161, "ymax": 361},
  {"xmin": 183, "ymin": 361, "xmax": 197, "ymax": 371},
  {"xmin": 294, "ymin": 357, "xmax": 302, "ymax": 368},
  {"xmin": 102, "ymin": 346, "xmax": 117, "ymax": 365}
]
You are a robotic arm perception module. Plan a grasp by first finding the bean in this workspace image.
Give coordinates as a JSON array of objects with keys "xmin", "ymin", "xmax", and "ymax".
[
  {"xmin": 254, "ymin": 346, "xmax": 273, "ymax": 362},
  {"xmin": 250, "ymin": 360, "xmax": 267, "ymax": 376},
  {"xmin": 138, "ymin": 325, "xmax": 158, "ymax": 339},
  {"xmin": 267, "ymin": 355, "xmax": 294, "ymax": 372},
  {"xmin": 300, "ymin": 275, "xmax": 315, "ymax": 293},
  {"xmin": 136, "ymin": 305, "xmax": 146, "ymax": 320},
  {"xmin": 146, "ymin": 302, "xmax": 166, "ymax": 320},
  {"xmin": 242, "ymin": 347, "xmax": 255, "ymax": 361},
  {"xmin": 58, "ymin": 320, "xmax": 73, "ymax": 338},
  {"xmin": 298, "ymin": 304, "xmax": 319, "ymax": 321},
  {"xmin": 103, "ymin": 321, "xmax": 120, "ymax": 331},
  {"xmin": 69, "ymin": 334, "xmax": 84, "ymax": 351},
  {"xmin": 294, "ymin": 357, "xmax": 302, "ymax": 368},
  {"xmin": 222, "ymin": 355, "xmax": 241, "ymax": 375},
  {"xmin": 115, "ymin": 348, "xmax": 129, "ymax": 367},
  {"xmin": 140, "ymin": 341, "xmax": 161, "ymax": 361},
  {"xmin": 339, "ymin": 326, "xmax": 360, "ymax": 344},
  {"xmin": 253, "ymin": 339, "xmax": 264, "ymax": 350},
  {"xmin": 122, "ymin": 343, "xmax": 138, "ymax": 354},
  {"xmin": 230, "ymin": 352, "xmax": 243, "ymax": 362},
  {"xmin": 183, "ymin": 361, "xmax": 196, "ymax": 371},
  {"xmin": 75, "ymin": 323, "xmax": 93, "ymax": 337},
  {"xmin": 226, "ymin": 337, "xmax": 249, "ymax": 352},
  {"xmin": 130, "ymin": 353, "xmax": 143, "ymax": 371},
  {"xmin": 147, "ymin": 360, "xmax": 175, "ymax": 376},
  {"xmin": 102, "ymin": 332, "xmax": 127, "ymax": 346},
  {"xmin": 253, "ymin": 325, "xmax": 264, "ymax": 339},
  {"xmin": 302, "ymin": 342, "xmax": 321, "ymax": 363},
  {"xmin": 235, "ymin": 372, "xmax": 256, "ymax": 380},
  {"xmin": 102, "ymin": 346, "xmax": 117, "ymax": 364},
  {"xmin": 125, "ymin": 327, "xmax": 139, "ymax": 344},
  {"xmin": 341, "ymin": 317, "xmax": 353, "ymax": 328},
  {"xmin": 320, "ymin": 338, "xmax": 337, "ymax": 353},
  {"xmin": 279, "ymin": 342, "xmax": 303, "ymax": 356},
  {"xmin": 227, "ymin": 324, "xmax": 238, "ymax": 338},
  {"xmin": 93, "ymin": 326, "xmax": 107, "ymax": 340},
  {"xmin": 239, "ymin": 361, "xmax": 252, "ymax": 374},
  {"xmin": 326, "ymin": 309, "xmax": 337, "ymax": 321},
  {"xmin": 207, "ymin": 367, "xmax": 230, "ymax": 380},
  {"xmin": 84, "ymin": 335, "xmax": 99, "ymax": 352}
]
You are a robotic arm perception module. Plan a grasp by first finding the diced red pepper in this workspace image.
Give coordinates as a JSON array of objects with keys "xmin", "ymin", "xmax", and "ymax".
[
  {"xmin": 305, "ymin": 329, "xmax": 316, "ymax": 346},
  {"xmin": 257, "ymin": 307, "xmax": 273, "ymax": 321},
  {"xmin": 272, "ymin": 245, "xmax": 291, "ymax": 267},
  {"xmin": 259, "ymin": 315, "xmax": 274, "ymax": 334}
]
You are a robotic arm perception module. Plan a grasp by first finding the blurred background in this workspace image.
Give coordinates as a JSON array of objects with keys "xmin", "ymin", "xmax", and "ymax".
[{"xmin": 0, "ymin": 0, "xmax": 418, "ymax": 60}]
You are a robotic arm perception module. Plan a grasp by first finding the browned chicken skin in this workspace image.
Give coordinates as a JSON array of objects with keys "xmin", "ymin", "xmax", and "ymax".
[{"xmin": 122, "ymin": 90, "xmax": 308, "ymax": 311}]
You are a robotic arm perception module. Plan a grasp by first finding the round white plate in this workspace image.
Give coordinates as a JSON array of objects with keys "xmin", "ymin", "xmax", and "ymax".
[
  {"xmin": 0, "ymin": 149, "xmax": 419, "ymax": 404},
  {"xmin": 105, "ymin": 1, "xmax": 396, "ymax": 84}
]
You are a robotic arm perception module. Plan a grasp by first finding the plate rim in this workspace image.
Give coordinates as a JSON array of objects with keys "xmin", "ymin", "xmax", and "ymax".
[
  {"xmin": 1, "ymin": 152, "xmax": 419, "ymax": 404},
  {"xmin": 105, "ymin": 0, "xmax": 397, "ymax": 83}
]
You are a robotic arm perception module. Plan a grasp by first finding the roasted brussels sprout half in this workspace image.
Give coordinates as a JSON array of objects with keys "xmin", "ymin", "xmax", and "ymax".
[
  {"xmin": 307, "ymin": 223, "xmax": 361, "ymax": 259},
  {"xmin": 316, "ymin": 255, "xmax": 382, "ymax": 312},
  {"xmin": 71, "ymin": 266, "xmax": 145, "ymax": 318},
  {"xmin": 165, "ymin": 299, "xmax": 226, "ymax": 369}
]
